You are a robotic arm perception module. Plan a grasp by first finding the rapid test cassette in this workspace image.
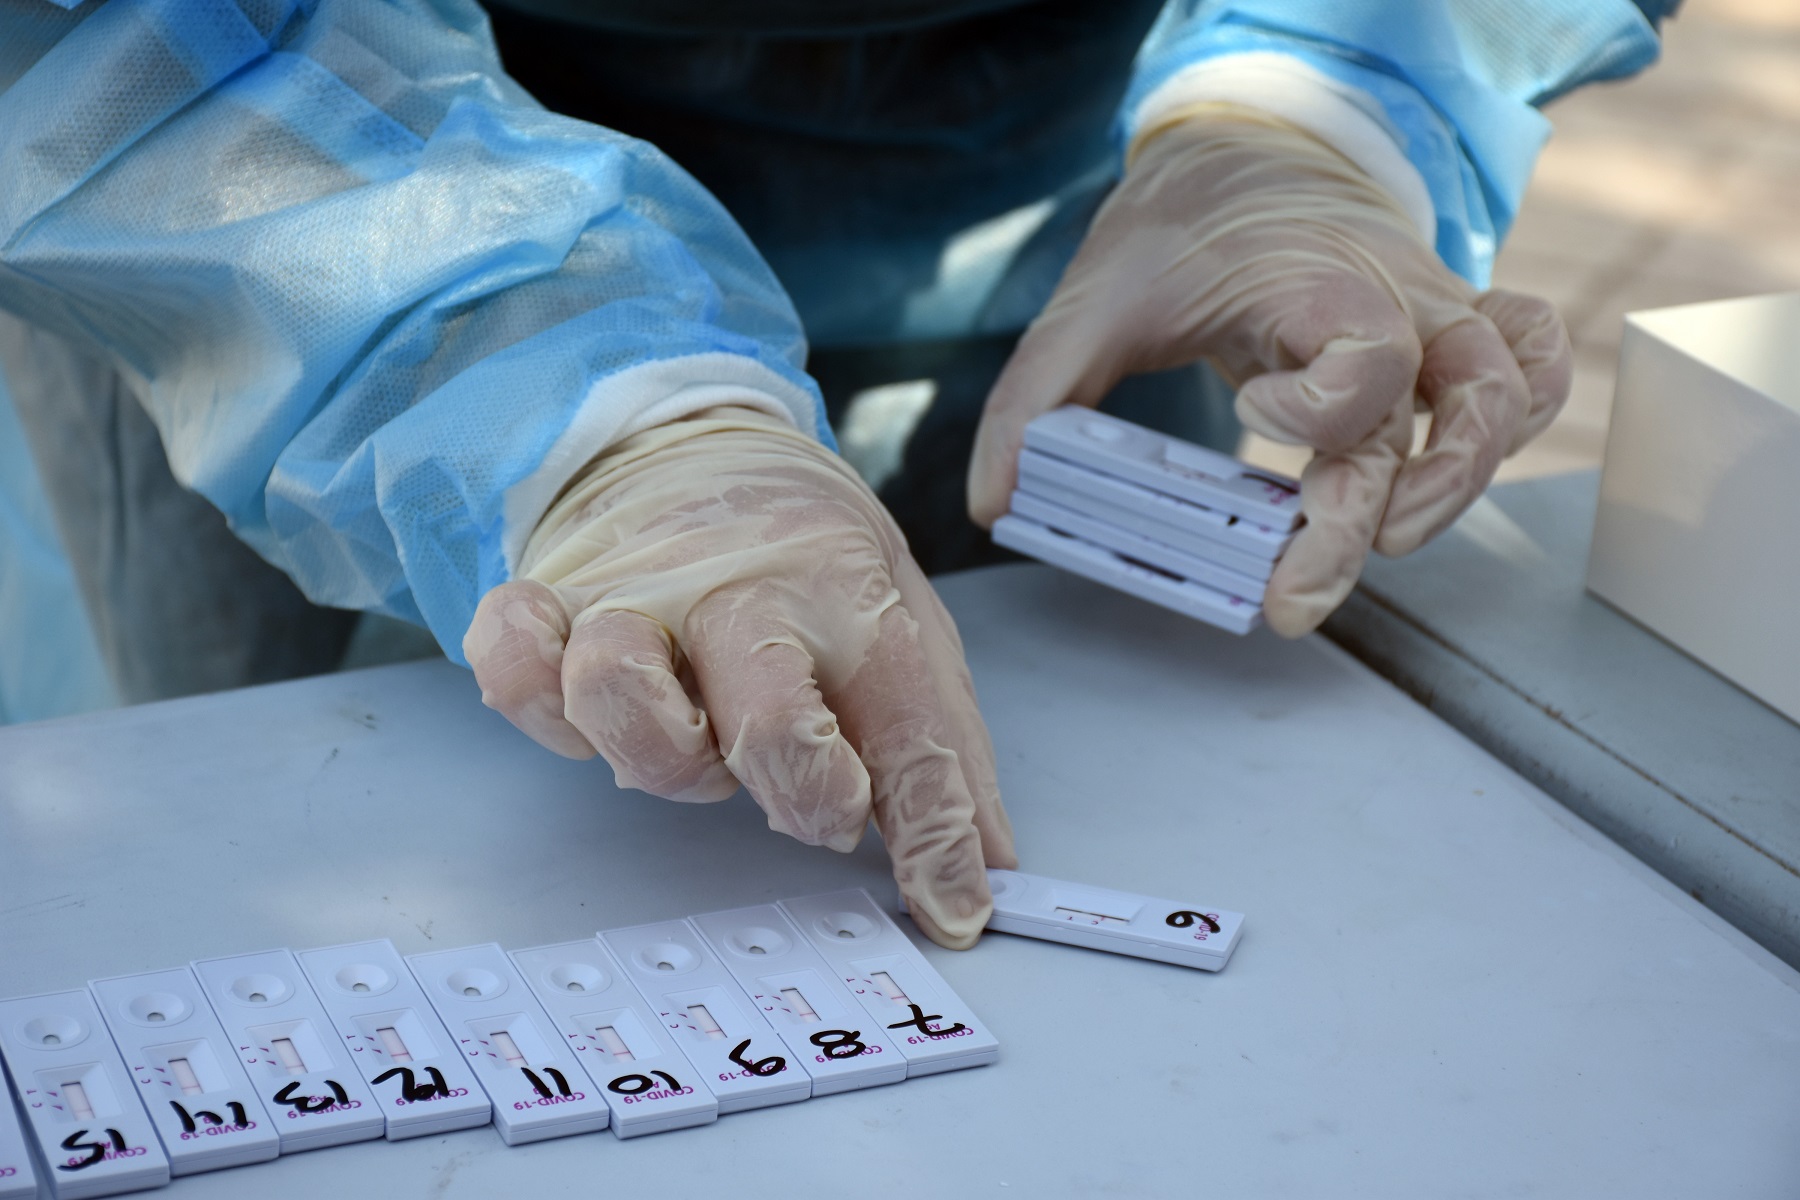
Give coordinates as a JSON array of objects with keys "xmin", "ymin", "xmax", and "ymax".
[
  {"xmin": 994, "ymin": 515, "xmax": 1265, "ymax": 635},
  {"xmin": 1016, "ymin": 448, "xmax": 1294, "ymax": 572},
  {"xmin": 511, "ymin": 940, "xmax": 719, "ymax": 1137},
  {"xmin": 1024, "ymin": 405, "xmax": 1302, "ymax": 529},
  {"xmin": 0, "ymin": 1061, "xmax": 37, "ymax": 1200},
  {"xmin": 0, "ymin": 989, "xmax": 170, "ymax": 1198},
  {"xmin": 295, "ymin": 940, "xmax": 492, "ymax": 1140},
  {"xmin": 689, "ymin": 904, "xmax": 908, "ymax": 1095},
  {"xmin": 88, "ymin": 967, "xmax": 280, "ymax": 1175},
  {"xmin": 778, "ymin": 890, "xmax": 998, "ymax": 1076},
  {"xmin": 0, "ymin": 1072, "xmax": 35, "ymax": 1200},
  {"xmin": 405, "ymin": 944, "xmax": 611, "ymax": 1145},
  {"xmin": 999, "ymin": 406, "xmax": 1303, "ymax": 634},
  {"xmin": 598, "ymin": 921, "xmax": 812, "ymax": 1113},
  {"xmin": 945, "ymin": 870, "xmax": 1245, "ymax": 971},
  {"xmin": 1010, "ymin": 489, "xmax": 1270, "ymax": 602},
  {"xmin": 189, "ymin": 949, "xmax": 385, "ymax": 1152}
]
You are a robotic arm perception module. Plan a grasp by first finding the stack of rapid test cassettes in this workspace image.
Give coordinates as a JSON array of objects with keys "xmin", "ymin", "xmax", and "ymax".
[{"xmin": 992, "ymin": 407, "xmax": 1303, "ymax": 634}]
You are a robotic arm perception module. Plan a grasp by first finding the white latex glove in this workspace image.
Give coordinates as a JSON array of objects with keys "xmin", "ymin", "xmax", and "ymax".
[
  {"xmin": 969, "ymin": 103, "xmax": 1572, "ymax": 635},
  {"xmin": 464, "ymin": 407, "xmax": 1016, "ymax": 948}
]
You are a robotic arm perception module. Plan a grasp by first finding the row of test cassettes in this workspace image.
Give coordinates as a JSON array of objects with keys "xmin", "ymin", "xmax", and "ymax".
[
  {"xmin": 993, "ymin": 406, "xmax": 1304, "ymax": 634},
  {"xmin": 0, "ymin": 889, "xmax": 995, "ymax": 1199}
]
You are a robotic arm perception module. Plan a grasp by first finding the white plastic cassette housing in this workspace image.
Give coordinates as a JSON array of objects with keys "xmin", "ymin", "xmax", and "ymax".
[
  {"xmin": 1010, "ymin": 490, "xmax": 1268, "ymax": 603},
  {"xmin": 0, "ymin": 1058, "xmax": 37, "ymax": 1200},
  {"xmin": 963, "ymin": 870, "xmax": 1244, "ymax": 971},
  {"xmin": 778, "ymin": 890, "xmax": 998, "ymax": 1076},
  {"xmin": 511, "ymin": 940, "xmax": 718, "ymax": 1138},
  {"xmin": 1018, "ymin": 448, "xmax": 1293, "ymax": 572},
  {"xmin": 688, "ymin": 905, "xmax": 908, "ymax": 1096},
  {"xmin": 296, "ymin": 940, "xmax": 491, "ymax": 1141},
  {"xmin": 1023, "ymin": 406, "xmax": 1302, "ymax": 529},
  {"xmin": 994, "ymin": 515, "xmax": 1262, "ymax": 635},
  {"xmin": 405, "ymin": 944, "xmax": 611, "ymax": 1146},
  {"xmin": 89, "ymin": 967, "xmax": 279, "ymax": 1175},
  {"xmin": 189, "ymin": 950, "xmax": 384, "ymax": 1152},
  {"xmin": 0, "ymin": 988, "xmax": 170, "ymax": 1199},
  {"xmin": 598, "ymin": 921, "xmax": 812, "ymax": 1114}
]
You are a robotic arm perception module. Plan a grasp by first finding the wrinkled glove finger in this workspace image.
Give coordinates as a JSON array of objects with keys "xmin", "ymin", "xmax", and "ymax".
[
  {"xmin": 1262, "ymin": 399, "xmax": 1413, "ymax": 637},
  {"xmin": 562, "ymin": 608, "xmax": 738, "ymax": 803},
  {"xmin": 1374, "ymin": 315, "xmax": 1532, "ymax": 557},
  {"xmin": 464, "ymin": 579, "xmax": 594, "ymax": 759},
  {"xmin": 890, "ymin": 554, "xmax": 1016, "ymax": 873},
  {"xmin": 1232, "ymin": 274, "xmax": 1423, "ymax": 453},
  {"xmin": 1474, "ymin": 289, "xmax": 1574, "ymax": 454},
  {"xmin": 828, "ymin": 601, "xmax": 995, "ymax": 950},
  {"xmin": 686, "ymin": 587, "xmax": 873, "ymax": 853}
]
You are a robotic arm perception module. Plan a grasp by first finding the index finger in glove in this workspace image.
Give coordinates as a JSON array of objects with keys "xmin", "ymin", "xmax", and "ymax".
[
  {"xmin": 1262, "ymin": 399, "xmax": 1413, "ymax": 638},
  {"xmin": 562, "ymin": 608, "xmax": 738, "ymax": 804},
  {"xmin": 1231, "ymin": 274, "xmax": 1424, "ymax": 454},
  {"xmin": 1374, "ymin": 314, "xmax": 1531, "ymax": 558},
  {"xmin": 1474, "ymin": 289, "xmax": 1573, "ymax": 455},
  {"xmin": 465, "ymin": 579, "xmax": 595, "ymax": 760},
  {"xmin": 829, "ymin": 599, "xmax": 998, "ymax": 950},
  {"xmin": 889, "ymin": 555, "xmax": 1016, "ymax": 875}
]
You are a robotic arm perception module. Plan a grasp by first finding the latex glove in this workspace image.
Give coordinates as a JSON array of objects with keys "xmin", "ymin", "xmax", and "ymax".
[
  {"xmin": 969, "ymin": 104, "xmax": 1572, "ymax": 636},
  {"xmin": 464, "ymin": 407, "xmax": 1016, "ymax": 948}
]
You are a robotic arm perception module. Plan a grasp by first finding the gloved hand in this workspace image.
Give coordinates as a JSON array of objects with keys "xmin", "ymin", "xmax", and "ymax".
[
  {"xmin": 464, "ymin": 406, "xmax": 1016, "ymax": 948},
  {"xmin": 968, "ymin": 104, "xmax": 1572, "ymax": 636}
]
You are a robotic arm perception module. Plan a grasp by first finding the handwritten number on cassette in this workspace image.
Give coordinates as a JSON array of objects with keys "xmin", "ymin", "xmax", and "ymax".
[
  {"xmin": 728, "ymin": 1039, "xmax": 785, "ymax": 1077},
  {"xmin": 1165, "ymin": 911, "xmax": 1221, "ymax": 933},
  {"xmin": 272, "ymin": 1079, "xmax": 349, "ymax": 1113},
  {"xmin": 522, "ymin": 1066, "xmax": 574, "ymax": 1100},
  {"xmin": 808, "ymin": 1029, "xmax": 866, "ymax": 1060},
  {"xmin": 171, "ymin": 1101, "xmax": 250, "ymax": 1134},
  {"xmin": 58, "ymin": 1128, "xmax": 125, "ymax": 1172},
  {"xmin": 886, "ymin": 1003, "xmax": 967, "ymax": 1039},
  {"xmin": 607, "ymin": 1069, "xmax": 682, "ymax": 1096},
  {"xmin": 372, "ymin": 1066, "xmax": 450, "ymax": 1102}
]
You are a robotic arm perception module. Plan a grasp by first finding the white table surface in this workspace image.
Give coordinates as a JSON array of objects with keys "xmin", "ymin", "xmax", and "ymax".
[
  {"xmin": 2, "ymin": 563, "xmax": 1797, "ymax": 1198},
  {"xmin": 1325, "ymin": 472, "xmax": 1800, "ymax": 968}
]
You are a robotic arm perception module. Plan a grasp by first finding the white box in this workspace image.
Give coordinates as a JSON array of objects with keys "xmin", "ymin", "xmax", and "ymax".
[{"xmin": 1588, "ymin": 292, "xmax": 1800, "ymax": 725}]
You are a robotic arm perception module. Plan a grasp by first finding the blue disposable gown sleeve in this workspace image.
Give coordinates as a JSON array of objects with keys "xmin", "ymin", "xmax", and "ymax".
[
  {"xmin": 0, "ymin": 0, "xmax": 830, "ymax": 665},
  {"xmin": 1122, "ymin": 0, "xmax": 1676, "ymax": 286}
]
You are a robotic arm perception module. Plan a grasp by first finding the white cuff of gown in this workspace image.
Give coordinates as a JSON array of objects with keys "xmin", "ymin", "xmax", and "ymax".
[
  {"xmin": 498, "ymin": 352, "xmax": 817, "ymax": 575},
  {"xmin": 1129, "ymin": 51, "xmax": 1438, "ymax": 247}
]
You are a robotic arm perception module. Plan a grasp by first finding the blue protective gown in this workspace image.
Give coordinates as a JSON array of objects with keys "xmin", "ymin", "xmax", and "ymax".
[{"xmin": 0, "ymin": 0, "xmax": 1673, "ymax": 711}]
